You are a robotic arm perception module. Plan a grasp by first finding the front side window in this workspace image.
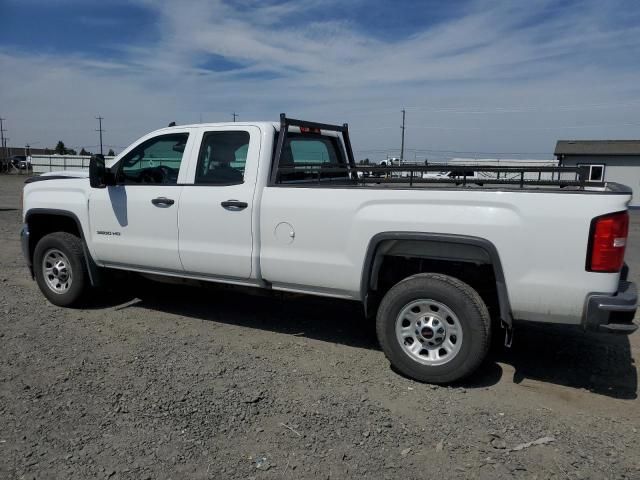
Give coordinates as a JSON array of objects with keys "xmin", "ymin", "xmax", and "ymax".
[
  {"xmin": 118, "ymin": 133, "xmax": 189, "ymax": 185},
  {"xmin": 195, "ymin": 131, "xmax": 250, "ymax": 185},
  {"xmin": 276, "ymin": 133, "xmax": 349, "ymax": 184}
]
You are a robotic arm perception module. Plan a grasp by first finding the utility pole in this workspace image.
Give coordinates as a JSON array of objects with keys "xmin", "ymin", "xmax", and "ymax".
[
  {"xmin": 0, "ymin": 117, "xmax": 7, "ymax": 162},
  {"xmin": 96, "ymin": 116, "xmax": 104, "ymax": 155},
  {"xmin": 400, "ymin": 109, "xmax": 406, "ymax": 165},
  {"xmin": 232, "ymin": 112, "xmax": 238, "ymax": 122}
]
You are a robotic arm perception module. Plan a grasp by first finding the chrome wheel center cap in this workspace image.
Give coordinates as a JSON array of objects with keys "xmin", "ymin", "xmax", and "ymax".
[
  {"xmin": 416, "ymin": 315, "xmax": 447, "ymax": 347},
  {"xmin": 420, "ymin": 326, "xmax": 435, "ymax": 339}
]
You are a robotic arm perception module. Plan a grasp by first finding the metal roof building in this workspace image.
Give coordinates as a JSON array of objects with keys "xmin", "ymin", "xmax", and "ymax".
[{"xmin": 555, "ymin": 140, "xmax": 640, "ymax": 207}]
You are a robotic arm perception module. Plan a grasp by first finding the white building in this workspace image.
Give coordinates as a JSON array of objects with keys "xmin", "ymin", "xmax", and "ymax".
[{"xmin": 555, "ymin": 140, "xmax": 640, "ymax": 207}]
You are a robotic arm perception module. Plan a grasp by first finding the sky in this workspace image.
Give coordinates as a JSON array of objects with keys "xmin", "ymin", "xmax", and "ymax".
[{"xmin": 0, "ymin": 0, "xmax": 639, "ymax": 160}]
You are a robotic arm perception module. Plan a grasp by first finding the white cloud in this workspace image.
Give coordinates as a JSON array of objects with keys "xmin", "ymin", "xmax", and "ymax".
[{"xmin": 1, "ymin": 0, "xmax": 639, "ymax": 158}]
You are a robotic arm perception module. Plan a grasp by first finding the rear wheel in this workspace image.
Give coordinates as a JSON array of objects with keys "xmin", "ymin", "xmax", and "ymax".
[
  {"xmin": 376, "ymin": 273, "xmax": 491, "ymax": 383},
  {"xmin": 34, "ymin": 232, "xmax": 89, "ymax": 307}
]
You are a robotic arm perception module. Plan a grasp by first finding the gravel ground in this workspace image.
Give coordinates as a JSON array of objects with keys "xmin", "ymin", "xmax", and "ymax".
[{"xmin": 1, "ymin": 174, "xmax": 639, "ymax": 479}]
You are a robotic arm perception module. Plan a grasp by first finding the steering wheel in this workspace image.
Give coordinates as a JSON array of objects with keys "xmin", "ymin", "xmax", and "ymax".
[
  {"xmin": 139, "ymin": 169, "xmax": 155, "ymax": 184},
  {"xmin": 156, "ymin": 165, "xmax": 171, "ymax": 183},
  {"xmin": 139, "ymin": 165, "xmax": 171, "ymax": 184},
  {"xmin": 156, "ymin": 165, "xmax": 172, "ymax": 183}
]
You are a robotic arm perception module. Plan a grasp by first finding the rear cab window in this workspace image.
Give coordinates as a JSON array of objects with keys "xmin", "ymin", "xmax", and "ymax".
[{"xmin": 274, "ymin": 132, "xmax": 353, "ymax": 185}]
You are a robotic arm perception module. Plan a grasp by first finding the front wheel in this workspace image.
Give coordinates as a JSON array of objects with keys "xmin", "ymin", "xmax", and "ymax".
[
  {"xmin": 376, "ymin": 273, "xmax": 491, "ymax": 384},
  {"xmin": 34, "ymin": 232, "xmax": 89, "ymax": 307}
]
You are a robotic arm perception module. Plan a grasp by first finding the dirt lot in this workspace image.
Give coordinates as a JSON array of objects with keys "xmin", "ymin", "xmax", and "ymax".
[{"xmin": 1, "ymin": 174, "xmax": 639, "ymax": 479}]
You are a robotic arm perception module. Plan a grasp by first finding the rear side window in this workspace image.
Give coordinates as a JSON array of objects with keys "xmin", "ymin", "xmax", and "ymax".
[
  {"xmin": 195, "ymin": 131, "xmax": 250, "ymax": 185},
  {"xmin": 275, "ymin": 133, "xmax": 349, "ymax": 184}
]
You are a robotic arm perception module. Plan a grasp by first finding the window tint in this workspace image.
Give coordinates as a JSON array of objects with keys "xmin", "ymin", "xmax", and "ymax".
[
  {"xmin": 195, "ymin": 131, "xmax": 250, "ymax": 185},
  {"xmin": 289, "ymin": 139, "xmax": 334, "ymax": 164},
  {"xmin": 276, "ymin": 133, "xmax": 349, "ymax": 184},
  {"xmin": 119, "ymin": 133, "xmax": 188, "ymax": 185}
]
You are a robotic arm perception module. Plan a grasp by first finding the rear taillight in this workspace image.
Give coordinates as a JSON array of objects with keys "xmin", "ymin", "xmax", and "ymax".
[{"xmin": 587, "ymin": 211, "xmax": 629, "ymax": 272}]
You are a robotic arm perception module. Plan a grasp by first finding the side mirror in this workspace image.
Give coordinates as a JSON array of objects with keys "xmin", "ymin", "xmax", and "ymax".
[{"xmin": 89, "ymin": 154, "xmax": 109, "ymax": 188}]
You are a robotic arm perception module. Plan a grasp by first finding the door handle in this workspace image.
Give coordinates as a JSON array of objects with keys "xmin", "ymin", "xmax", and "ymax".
[
  {"xmin": 151, "ymin": 197, "xmax": 175, "ymax": 207},
  {"xmin": 221, "ymin": 200, "xmax": 248, "ymax": 210}
]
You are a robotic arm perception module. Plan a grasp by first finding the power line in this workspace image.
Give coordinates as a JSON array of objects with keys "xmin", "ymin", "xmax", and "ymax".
[
  {"xmin": 402, "ymin": 100, "xmax": 640, "ymax": 114},
  {"xmin": 351, "ymin": 122, "xmax": 640, "ymax": 132},
  {"xmin": 347, "ymin": 100, "xmax": 640, "ymax": 117},
  {"xmin": 96, "ymin": 116, "xmax": 104, "ymax": 155}
]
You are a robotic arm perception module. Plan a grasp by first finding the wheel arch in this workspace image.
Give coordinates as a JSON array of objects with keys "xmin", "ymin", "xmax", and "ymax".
[
  {"xmin": 25, "ymin": 208, "xmax": 100, "ymax": 286},
  {"xmin": 360, "ymin": 232, "xmax": 513, "ymax": 327}
]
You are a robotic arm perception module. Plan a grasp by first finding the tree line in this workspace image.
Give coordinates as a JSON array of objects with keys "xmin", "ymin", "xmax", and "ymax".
[{"xmin": 53, "ymin": 141, "xmax": 115, "ymax": 156}]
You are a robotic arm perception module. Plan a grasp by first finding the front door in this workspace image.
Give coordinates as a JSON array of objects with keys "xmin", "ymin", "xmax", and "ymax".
[
  {"xmin": 88, "ymin": 131, "xmax": 193, "ymax": 272},
  {"xmin": 178, "ymin": 126, "xmax": 259, "ymax": 279}
]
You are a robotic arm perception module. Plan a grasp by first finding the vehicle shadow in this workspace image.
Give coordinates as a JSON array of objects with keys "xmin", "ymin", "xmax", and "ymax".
[
  {"xmin": 496, "ymin": 322, "xmax": 637, "ymax": 400},
  {"xmin": 125, "ymin": 281, "xmax": 381, "ymax": 350},
  {"xmin": 108, "ymin": 280, "xmax": 637, "ymax": 400}
]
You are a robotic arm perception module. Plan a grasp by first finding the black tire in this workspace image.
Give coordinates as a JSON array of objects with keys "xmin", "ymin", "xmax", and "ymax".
[
  {"xmin": 376, "ymin": 273, "xmax": 491, "ymax": 384},
  {"xmin": 33, "ymin": 232, "xmax": 89, "ymax": 307}
]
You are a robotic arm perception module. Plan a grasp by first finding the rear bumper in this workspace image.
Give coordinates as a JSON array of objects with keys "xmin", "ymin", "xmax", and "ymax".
[
  {"xmin": 585, "ymin": 270, "xmax": 638, "ymax": 334},
  {"xmin": 20, "ymin": 224, "xmax": 34, "ymax": 278}
]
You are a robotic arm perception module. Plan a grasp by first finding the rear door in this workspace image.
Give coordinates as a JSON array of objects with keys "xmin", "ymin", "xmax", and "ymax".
[{"xmin": 178, "ymin": 126, "xmax": 260, "ymax": 279}]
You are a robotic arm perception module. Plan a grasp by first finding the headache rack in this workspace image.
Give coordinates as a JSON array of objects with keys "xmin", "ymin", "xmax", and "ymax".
[{"xmin": 272, "ymin": 114, "xmax": 601, "ymax": 189}]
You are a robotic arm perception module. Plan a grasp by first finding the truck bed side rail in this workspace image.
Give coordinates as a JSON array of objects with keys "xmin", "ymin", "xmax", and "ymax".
[{"xmin": 275, "ymin": 164, "xmax": 599, "ymax": 188}]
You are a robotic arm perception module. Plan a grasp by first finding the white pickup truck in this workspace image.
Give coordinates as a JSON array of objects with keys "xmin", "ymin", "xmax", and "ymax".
[{"xmin": 21, "ymin": 115, "xmax": 638, "ymax": 383}]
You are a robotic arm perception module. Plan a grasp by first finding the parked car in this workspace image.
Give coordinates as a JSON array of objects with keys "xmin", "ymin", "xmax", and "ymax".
[
  {"xmin": 11, "ymin": 155, "xmax": 31, "ymax": 170},
  {"xmin": 20, "ymin": 115, "xmax": 637, "ymax": 383}
]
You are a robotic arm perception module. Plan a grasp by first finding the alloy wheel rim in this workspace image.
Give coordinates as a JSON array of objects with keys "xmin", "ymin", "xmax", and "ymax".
[
  {"xmin": 42, "ymin": 249, "xmax": 73, "ymax": 294},
  {"xmin": 395, "ymin": 299, "xmax": 463, "ymax": 366}
]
